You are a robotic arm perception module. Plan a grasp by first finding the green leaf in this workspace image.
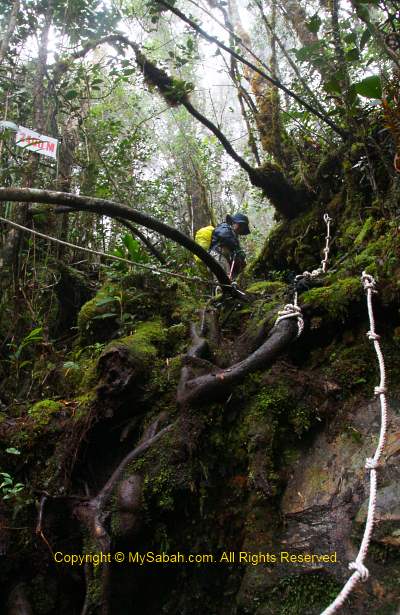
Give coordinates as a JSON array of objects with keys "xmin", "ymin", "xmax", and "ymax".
[
  {"xmin": 92, "ymin": 312, "xmax": 117, "ymax": 320},
  {"xmin": 306, "ymin": 14, "xmax": 322, "ymax": 34},
  {"xmin": 324, "ymin": 77, "xmax": 343, "ymax": 95},
  {"xmin": 360, "ymin": 27, "xmax": 372, "ymax": 50},
  {"xmin": 18, "ymin": 360, "xmax": 32, "ymax": 369},
  {"xmin": 95, "ymin": 297, "xmax": 115, "ymax": 307},
  {"xmin": 345, "ymin": 48, "xmax": 360, "ymax": 61},
  {"xmin": 355, "ymin": 4, "xmax": 370, "ymax": 20},
  {"xmin": 295, "ymin": 41, "xmax": 323, "ymax": 61},
  {"xmin": 63, "ymin": 361, "xmax": 79, "ymax": 370},
  {"xmin": 6, "ymin": 448, "xmax": 21, "ymax": 455},
  {"xmin": 353, "ymin": 75, "xmax": 382, "ymax": 99},
  {"xmin": 122, "ymin": 234, "xmax": 141, "ymax": 261},
  {"xmin": 24, "ymin": 327, "xmax": 43, "ymax": 342},
  {"xmin": 0, "ymin": 478, "xmax": 13, "ymax": 488},
  {"xmin": 344, "ymin": 32, "xmax": 358, "ymax": 44},
  {"xmin": 65, "ymin": 89, "xmax": 79, "ymax": 100}
]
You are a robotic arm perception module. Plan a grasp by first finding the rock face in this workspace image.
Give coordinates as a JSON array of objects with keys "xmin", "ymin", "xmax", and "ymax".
[{"xmin": 279, "ymin": 397, "xmax": 400, "ymax": 610}]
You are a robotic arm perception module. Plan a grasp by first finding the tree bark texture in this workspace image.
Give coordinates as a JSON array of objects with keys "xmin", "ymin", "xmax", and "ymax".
[{"xmin": 0, "ymin": 0, "xmax": 20, "ymax": 66}]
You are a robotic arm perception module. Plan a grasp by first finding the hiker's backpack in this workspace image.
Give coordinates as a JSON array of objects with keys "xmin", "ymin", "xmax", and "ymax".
[{"xmin": 194, "ymin": 225, "xmax": 215, "ymax": 262}]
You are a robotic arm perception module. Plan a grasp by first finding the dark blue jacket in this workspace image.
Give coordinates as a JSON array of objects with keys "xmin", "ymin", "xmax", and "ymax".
[{"xmin": 210, "ymin": 223, "xmax": 241, "ymax": 253}]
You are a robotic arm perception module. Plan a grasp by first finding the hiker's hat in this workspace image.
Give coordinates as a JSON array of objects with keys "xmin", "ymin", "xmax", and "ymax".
[{"xmin": 229, "ymin": 213, "xmax": 250, "ymax": 235}]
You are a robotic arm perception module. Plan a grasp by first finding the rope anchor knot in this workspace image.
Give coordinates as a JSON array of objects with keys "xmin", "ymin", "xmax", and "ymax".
[
  {"xmin": 275, "ymin": 304, "xmax": 304, "ymax": 338},
  {"xmin": 365, "ymin": 457, "xmax": 379, "ymax": 470},
  {"xmin": 349, "ymin": 561, "xmax": 369, "ymax": 582}
]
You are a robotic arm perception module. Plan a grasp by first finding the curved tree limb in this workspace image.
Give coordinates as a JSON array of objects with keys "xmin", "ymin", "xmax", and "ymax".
[
  {"xmin": 51, "ymin": 33, "xmax": 310, "ymax": 217},
  {"xmin": 156, "ymin": 0, "xmax": 347, "ymax": 139},
  {"xmin": 178, "ymin": 317, "xmax": 298, "ymax": 406},
  {"xmin": 0, "ymin": 187, "xmax": 233, "ymax": 288}
]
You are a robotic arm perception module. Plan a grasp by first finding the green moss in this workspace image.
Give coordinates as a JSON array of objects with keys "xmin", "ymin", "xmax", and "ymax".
[
  {"xmin": 105, "ymin": 319, "xmax": 167, "ymax": 366},
  {"xmin": 74, "ymin": 392, "xmax": 96, "ymax": 421},
  {"xmin": 301, "ymin": 277, "xmax": 361, "ymax": 320},
  {"xmin": 354, "ymin": 216, "xmax": 375, "ymax": 245},
  {"xmin": 28, "ymin": 399, "xmax": 63, "ymax": 428},
  {"xmin": 77, "ymin": 283, "xmax": 120, "ymax": 342},
  {"xmin": 63, "ymin": 357, "xmax": 98, "ymax": 393},
  {"xmin": 143, "ymin": 466, "xmax": 175, "ymax": 512},
  {"xmin": 246, "ymin": 281, "xmax": 286, "ymax": 295},
  {"xmin": 266, "ymin": 573, "xmax": 344, "ymax": 615}
]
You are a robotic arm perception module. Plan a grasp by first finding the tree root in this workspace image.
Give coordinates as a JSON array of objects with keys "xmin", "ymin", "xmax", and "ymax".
[
  {"xmin": 178, "ymin": 318, "xmax": 298, "ymax": 406},
  {"xmin": 74, "ymin": 414, "xmax": 173, "ymax": 614}
]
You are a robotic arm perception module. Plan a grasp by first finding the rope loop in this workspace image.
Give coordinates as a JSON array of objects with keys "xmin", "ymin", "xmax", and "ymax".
[
  {"xmin": 361, "ymin": 271, "xmax": 377, "ymax": 292},
  {"xmin": 323, "ymin": 213, "xmax": 332, "ymax": 224},
  {"xmin": 365, "ymin": 457, "xmax": 378, "ymax": 470},
  {"xmin": 275, "ymin": 304, "xmax": 304, "ymax": 338},
  {"xmin": 349, "ymin": 561, "xmax": 369, "ymax": 582},
  {"xmin": 374, "ymin": 385, "xmax": 387, "ymax": 395},
  {"xmin": 366, "ymin": 331, "xmax": 380, "ymax": 341},
  {"xmin": 277, "ymin": 303, "xmax": 302, "ymax": 318}
]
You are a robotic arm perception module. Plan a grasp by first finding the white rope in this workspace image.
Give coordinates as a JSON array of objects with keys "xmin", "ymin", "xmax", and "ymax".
[
  {"xmin": 320, "ymin": 271, "xmax": 388, "ymax": 615},
  {"xmin": 275, "ymin": 304, "xmax": 304, "ymax": 338},
  {"xmin": 274, "ymin": 213, "xmax": 332, "ymax": 337},
  {"xmin": 0, "ymin": 215, "xmax": 216, "ymax": 287}
]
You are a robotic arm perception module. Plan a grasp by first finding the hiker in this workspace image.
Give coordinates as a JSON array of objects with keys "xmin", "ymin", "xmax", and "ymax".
[{"xmin": 209, "ymin": 213, "xmax": 250, "ymax": 279}]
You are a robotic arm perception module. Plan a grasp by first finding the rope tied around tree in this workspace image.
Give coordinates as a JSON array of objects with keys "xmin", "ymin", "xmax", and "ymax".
[
  {"xmin": 275, "ymin": 304, "xmax": 304, "ymax": 338},
  {"xmin": 320, "ymin": 271, "xmax": 388, "ymax": 615},
  {"xmin": 274, "ymin": 213, "xmax": 332, "ymax": 338}
]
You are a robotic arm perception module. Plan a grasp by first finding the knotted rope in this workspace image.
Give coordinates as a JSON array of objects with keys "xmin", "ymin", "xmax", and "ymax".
[
  {"xmin": 275, "ymin": 304, "xmax": 304, "ymax": 338},
  {"xmin": 320, "ymin": 272, "xmax": 388, "ymax": 615},
  {"xmin": 274, "ymin": 213, "xmax": 332, "ymax": 338}
]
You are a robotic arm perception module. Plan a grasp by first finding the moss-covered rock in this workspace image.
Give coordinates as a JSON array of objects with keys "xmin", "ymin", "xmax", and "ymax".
[
  {"xmin": 28, "ymin": 399, "xmax": 63, "ymax": 429},
  {"xmin": 96, "ymin": 319, "xmax": 168, "ymax": 397},
  {"xmin": 246, "ymin": 281, "xmax": 287, "ymax": 296},
  {"xmin": 301, "ymin": 277, "xmax": 361, "ymax": 321},
  {"xmin": 77, "ymin": 282, "xmax": 121, "ymax": 343}
]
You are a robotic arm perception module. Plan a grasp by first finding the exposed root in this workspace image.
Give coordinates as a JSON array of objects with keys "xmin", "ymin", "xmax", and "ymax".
[
  {"xmin": 177, "ymin": 318, "xmax": 298, "ymax": 406},
  {"xmin": 74, "ymin": 415, "xmax": 173, "ymax": 614}
]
